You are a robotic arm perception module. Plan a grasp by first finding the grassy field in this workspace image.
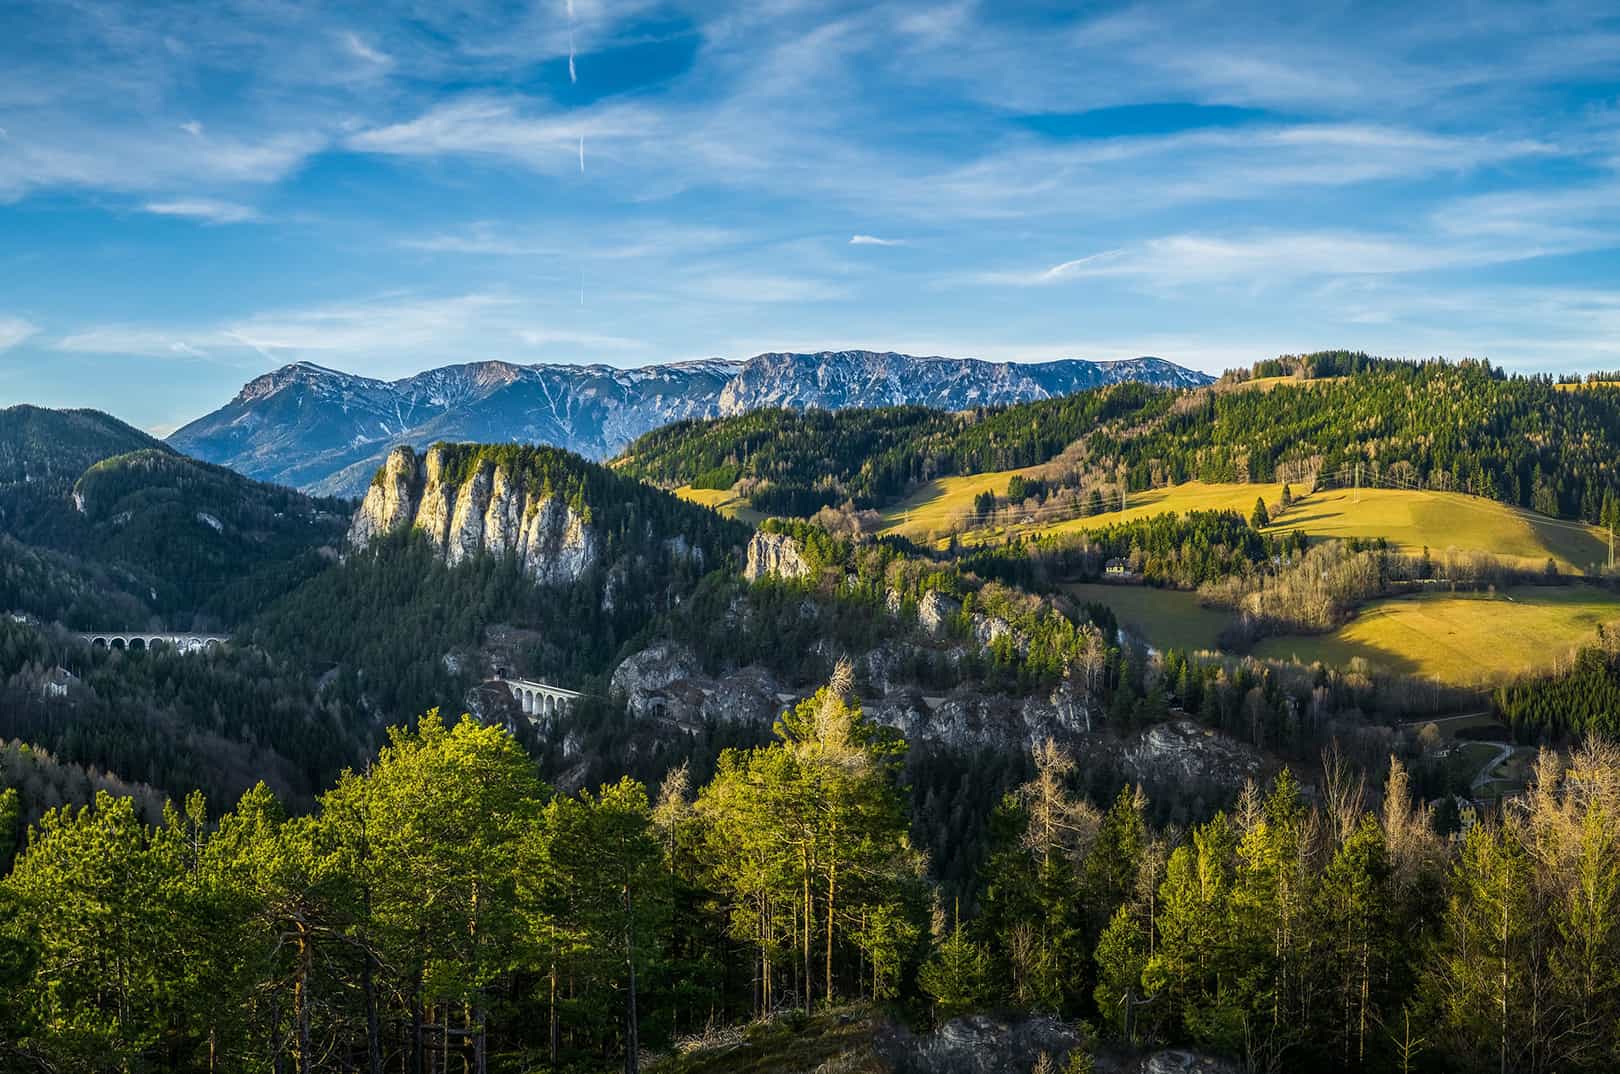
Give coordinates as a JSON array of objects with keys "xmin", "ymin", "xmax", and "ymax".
[
  {"xmin": 877, "ymin": 464, "xmax": 1049, "ymax": 540},
  {"xmin": 883, "ymin": 477, "xmax": 1610, "ymax": 572},
  {"xmin": 1065, "ymin": 582, "xmax": 1231, "ymax": 653},
  {"xmin": 887, "ymin": 479, "xmax": 1289, "ymax": 547},
  {"xmin": 1253, "ymin": 585, "xmax": 1620, "ymax": 684},
  {"xmin": 1270, "ymin": 487, "xmax": 1608, "ymax": 573},
  {"xmin": 880, "ymin": 477, "xmax": 1292, "ymax": 544},
  {"xmin": 671, "ymin": 485, "xmax": 766, "ymax": 525},
  {"xmin": 1220, "ymin": 374, "xmax": 1345, "ymax": 393}
]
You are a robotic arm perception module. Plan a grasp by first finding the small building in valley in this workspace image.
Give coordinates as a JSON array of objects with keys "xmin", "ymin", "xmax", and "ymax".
[
  {"xmin": 43, "ymin": 666, "xmax": 78, "ymax": 699},
  {"xmin": 1104, "ymin": 557, "xmax": 1135, "ymax": 578}
]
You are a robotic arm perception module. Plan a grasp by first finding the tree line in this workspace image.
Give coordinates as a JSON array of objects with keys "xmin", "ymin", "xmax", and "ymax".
[
  {"xmin": 0, "ymin": 672, "xmax": 927, "ymax": 1074},
  {"xmin": 620, "ymin": 357, "xmax": 1620, "ymax": 532},
  {"xmin": 617, "ymin": 384, "xmax": 1171, "ymax": 516},
  {"xmin": 8, "ymin": 686, "xmax": 1620, "ymax": 1073},
  {"xmin": 961, "ymin": 510, "xmax": 1308, "ymax": 591}
]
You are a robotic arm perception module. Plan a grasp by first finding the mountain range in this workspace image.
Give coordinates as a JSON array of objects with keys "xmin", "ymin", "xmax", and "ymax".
[{"xmin": 168, "ymin": 350, "xmax": 1213, "ymax": 496}]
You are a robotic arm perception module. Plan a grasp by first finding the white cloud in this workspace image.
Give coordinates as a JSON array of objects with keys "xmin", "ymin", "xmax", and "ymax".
[
  {"xmin": 400, "ymin": 221, "xmax": 744, "ymax": 259},
  {"xmin": 850, "ymin": 234, "xmax": 905, "ymax": 246},
  {"xmin": 516, "ymin": 328, "xmax": 645, "ymax": 351},
  {"xmin": 349, "ymin": 96, "xmax": 657, "ymax": 174},
  {"xmin": 981, "ymin": 224, "xmax": 1611, "ymax": 289},
  {"xmin": 51, "ymin": 292, "xmax": 658, "ymax": 377},
  {"xmin": 142, "ymin": 198, "xmax": 261, "ymax": 224},
  {"xmin": 220, "ymin": 294, "xmax": 515, "ymax": 358},
  {"xmin": 682, "ymin": 273, "xmax": 849, "ymax": 304},
  {"xmin": 342, "ymin": 32, "xmax": 390, "ymax": 68},
  {"xmin": 0, "ymin": 123, "xmax": 323, "ymax": 202},
  {"xmin": 0, "ymin": 316, "xmax": 37, "ymax": 351}
]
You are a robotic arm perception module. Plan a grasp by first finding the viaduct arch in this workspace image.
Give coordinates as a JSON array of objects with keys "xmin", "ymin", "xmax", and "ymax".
[
  {"xmin": 502, "ymin": 677, "xmax": 582, "ymax": 719},
  {"xmin": 75, "ymin": 632, "xmax": 229, "ymax": 654}
]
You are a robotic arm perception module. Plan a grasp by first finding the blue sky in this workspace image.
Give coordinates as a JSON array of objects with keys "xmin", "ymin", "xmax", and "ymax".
[{"xmin": 2, "ymin": 1, "xmax": 1620, "ymax": 434}]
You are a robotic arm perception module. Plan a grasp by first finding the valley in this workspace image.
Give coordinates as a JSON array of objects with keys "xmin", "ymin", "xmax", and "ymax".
[
  {"xmin": 8, "ymin": 352, "xmax": 1620, "ymax": 1074},
  {"xmin": 10, "ymin": 2, "xmax": 1619, "ymax": 1068}
]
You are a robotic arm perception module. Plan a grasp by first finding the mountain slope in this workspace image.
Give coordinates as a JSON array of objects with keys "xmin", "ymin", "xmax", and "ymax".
[
  {"xmin": 0, "ymin": 405, "xmax": 172, "ymax": 540},
  {"xmin": 169, "ymin": 352, "xmax": 1212, "ymax": 496},
  {"xmin": 252, "ymin": 441, "xmax": 750, "ymax": 714},
  {"xmin": 0, "ymin": 405, "xmax": 350, "ymax": 630},
  {"xmin": 619, "ymin": 381, "xmax": 1174, "ymax": 516}
]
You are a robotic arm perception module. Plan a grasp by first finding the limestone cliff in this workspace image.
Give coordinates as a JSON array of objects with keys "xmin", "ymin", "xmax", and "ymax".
[
  {"xmin": 348, "ymin": 444, "xmax": 597, "ymax": 585},
  {"xmin": 743, "ymin": 530, "xmax": 812, "ymax": 582}
]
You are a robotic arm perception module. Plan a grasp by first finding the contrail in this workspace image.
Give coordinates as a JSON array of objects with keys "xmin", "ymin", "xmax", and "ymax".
[
  {"xmin": 566, "ymin": 0, "xmax": 577, "ymax": 84},
  {"xmin": 578, "ymin": 135, "xmax": 585, "ymax": 173}
]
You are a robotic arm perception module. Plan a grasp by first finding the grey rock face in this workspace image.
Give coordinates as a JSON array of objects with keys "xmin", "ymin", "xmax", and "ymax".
[
  {"xmin": 610, "ymin": 642, "xmax": 784, "ymax": 726},
  {"xmin": 918, "ymin": 590, "xmax": 961, "ymax": 635},
  {"xmin": 863, "ymin": 680, "xmax": 1093, "ymax": 751},
  {"xmin": 1122, "ymin": 719, "xmax": 1264, "ymax": 789},
  {"xmin": 742, "ymin": 530, "xmax": 812, "ymax": 582},
  {"xmin": 347, "ymin": 444, "xmax": 597, "ymax": 585},
  {"xmin": 1138, "ymin": 1051, "xmax": 1243, "ymax": 1074},
  {"xmin": 878, "ymin": 1013, "xmax": 1084, "ymax": 1074},
  {"xmin": 172, "ymin": 352, "xmax": 1213, "ymax": 496}
]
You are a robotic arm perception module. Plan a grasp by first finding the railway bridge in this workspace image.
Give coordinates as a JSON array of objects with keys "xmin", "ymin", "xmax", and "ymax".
[
  {"xmin": 502, "ymin": 677, "xmax": 583, "ymax": 718},
  {"xmin": 75, "ymin": 632, "xmax": 229, "ymax": 653}
]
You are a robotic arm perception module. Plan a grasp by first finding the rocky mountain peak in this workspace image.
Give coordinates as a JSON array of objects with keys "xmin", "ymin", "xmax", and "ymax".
[{"xmin": 174, "ymin": 350, "xmax": 1213, "ymax": 496}]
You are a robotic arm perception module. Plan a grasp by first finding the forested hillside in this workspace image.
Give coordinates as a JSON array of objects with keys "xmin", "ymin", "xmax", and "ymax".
[
  {"xmin": 0, "ymin": 405, "xmax": 170, "ymax": 539},
  {"xmin": 7, "ymin": 687, "xmax": 1620, "ymax": 1074},
  {"xmin": 0, "ymin": 407, "xmax": 351, "ymax": 630},
  {"xmin": 622, "ymin": 356, "xmax": 1620, "ymax": 531},
  {"xmin": 11, "ymin": 369, "xmax": 1620, "ymax": 1073},
  {"xmin": 618, "ymin": 383, "xmax": 1169, "ymax": 516}
]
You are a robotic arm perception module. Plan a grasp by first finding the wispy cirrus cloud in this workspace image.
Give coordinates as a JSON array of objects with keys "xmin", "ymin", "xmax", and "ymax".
[
  {"xmin": 50, "ymin": 291, "xmax": 659, "ymax": 377},
  {"xmin": 349, "ymin": 96, "xmax": 657, "ymax": 173},
  {"xmin": 0, "ymin": 316, "xmax": 38, "ymax": 352},
  {"xmin": 850, "ymin": 234, "xmax": 906, "ymax": 246},
  {"xmin": 142, "ymin": 198, "xmax": 262, "ymax": 224},
  {"xmin": 981, "ymin": 221, "xmax": 1618, "ymax": 290},
  {"xmin": 516, "ymin": 327, "xmax": 645, "ymax": 351}
]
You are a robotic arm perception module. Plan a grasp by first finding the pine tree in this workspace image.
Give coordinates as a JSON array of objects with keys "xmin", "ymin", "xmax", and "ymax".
[{"xmin": 919, "ymin": 905, "xmax": 990, "ymax": 1021}]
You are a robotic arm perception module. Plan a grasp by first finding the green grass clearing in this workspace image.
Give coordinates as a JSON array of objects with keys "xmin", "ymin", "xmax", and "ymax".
[
  {"xmin": 1252, "ymin": 585, "xmax": 1620, "ymax": 685},
  {"xmin": 1264, "ymin": 486, "xmax": 1607, "ymax": 574},
  {"xmin": 1065, "ymin": 582, "xmax": 1231, "ymax": 653},
  {"xmin": 876, "ymin": 464, "xmax": 1049, "ymax": 541},
  {"xmin": 672, "ymin": 485, "xmax": 766, "ymax": 525},
  {"xmin": 888, "ymin": 478, "xmax": 1607, "ymax": 573}
]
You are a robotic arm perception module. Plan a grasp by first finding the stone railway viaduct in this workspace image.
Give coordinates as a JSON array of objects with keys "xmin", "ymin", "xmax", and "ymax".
[
  {"xmin": 502, "ymin": 678, "xmax": 583, "ymax": 718},
  {"xmin": 74, "ymin": 632, "xmax": 230, "ymax": 653}
]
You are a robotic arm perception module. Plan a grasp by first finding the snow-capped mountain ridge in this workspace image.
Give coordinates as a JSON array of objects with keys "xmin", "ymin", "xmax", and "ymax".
[{"xmin": 172, "ymin": 350, "xmax": 1212, "ymax": 497}]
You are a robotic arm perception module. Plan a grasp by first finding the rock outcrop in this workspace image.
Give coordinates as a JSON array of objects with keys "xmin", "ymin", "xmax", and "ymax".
[
  {"xmin": 348, "ymin": 444, "xmax": 597, "ymax": 585},
  {"xmin": 917, "ymin": 590, "xmax": 961, "ymax": 635},
  {"xmin": 877, "ymin": 1013, "xmax": 1086, "ymax": 1074},
  {"xmin": 611, "ymin": 642, "xmax": 784, "ymax": 726},
  {"xmin": 1122, "ymin": 720, "xmax": 1264, "ymax": 789},
  {"xmin": 863, "ymin": 680, "xmax": 1092, "ymax": 751},
  {"xmin": 743, "ymin": 530, "xmax": 812, "ymax": 582}
]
